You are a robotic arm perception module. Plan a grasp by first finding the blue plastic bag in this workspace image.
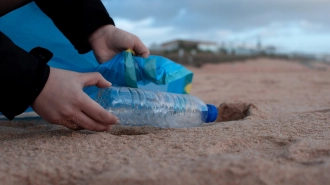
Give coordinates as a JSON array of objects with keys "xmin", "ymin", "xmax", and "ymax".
[{"xmin": 0, "ymin": 2, "xmax": 193, "ymax": 118}]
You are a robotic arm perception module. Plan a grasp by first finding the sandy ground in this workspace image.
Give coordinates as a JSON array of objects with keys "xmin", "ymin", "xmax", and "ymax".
[{"xmin": 1, "ymin": 58, "xmax": 330, "ymax": 185}]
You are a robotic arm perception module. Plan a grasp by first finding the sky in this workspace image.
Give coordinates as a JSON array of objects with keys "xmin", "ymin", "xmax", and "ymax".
[{"xmin": 103, "ymin": 0, "xmax": 330, "ymax": 55}]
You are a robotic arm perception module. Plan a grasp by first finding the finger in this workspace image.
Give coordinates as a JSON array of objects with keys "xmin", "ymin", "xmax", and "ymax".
[
  {"xmin": 54, "ymin": 118, "xmax": 84, "ymax": 131},
  {"xmin": 65, "ymin": 121, "xmax": 84, "ymax": 131},
  {"xmin": 80, "ymin": 93, "xmax": 119, "ymax": 126},
  {"xmin": 133, "ymin": 37, "xmax": 150, "ymax": 58},
  {"xmin": 81, "ymin": 72, "xmax": 111, "ymax": 88},
  {"xmin": 74, "ymin": 111, "xmax": 112, "ymax": 132}
]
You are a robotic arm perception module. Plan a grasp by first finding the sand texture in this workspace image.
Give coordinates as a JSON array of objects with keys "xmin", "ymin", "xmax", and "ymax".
[{"xmin": 1, "ymin": 58, "xmax": 330, "ymax": 185}]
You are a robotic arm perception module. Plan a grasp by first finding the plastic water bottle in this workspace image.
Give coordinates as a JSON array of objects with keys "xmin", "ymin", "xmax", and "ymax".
[{"xmin": 94, "ymin": 86, "xmax": 218, "ymax": 128}]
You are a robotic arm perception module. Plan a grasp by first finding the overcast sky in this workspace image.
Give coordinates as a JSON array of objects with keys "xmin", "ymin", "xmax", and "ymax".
[{"xmin": 103, "ymin": 0, "xmax": 330, "ymax": 55}]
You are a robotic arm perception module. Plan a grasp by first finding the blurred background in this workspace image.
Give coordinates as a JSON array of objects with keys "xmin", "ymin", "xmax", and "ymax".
[{"xmin": 104, "ymin": 0, "xmax": 330, "ymax": 65}]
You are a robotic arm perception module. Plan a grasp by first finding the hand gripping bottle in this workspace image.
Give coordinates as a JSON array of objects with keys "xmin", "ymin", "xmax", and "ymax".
[{"xmin": 94, "ymin": 87, "xmax": 218, "ymax": 128}]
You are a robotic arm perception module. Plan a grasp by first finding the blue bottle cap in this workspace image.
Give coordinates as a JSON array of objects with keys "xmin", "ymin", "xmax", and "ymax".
[{"xmin": 206, "ymin": 104, "xmax": 218, "ymax": 123}]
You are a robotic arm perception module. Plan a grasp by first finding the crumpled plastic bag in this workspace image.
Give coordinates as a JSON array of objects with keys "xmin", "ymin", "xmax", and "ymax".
[{"xmin": 74, "ymin": 50, "xmax": 193, "ymax": 99}]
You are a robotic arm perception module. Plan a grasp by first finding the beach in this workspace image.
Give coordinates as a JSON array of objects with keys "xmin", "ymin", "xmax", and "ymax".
[{"xmin": 1, "ymin": 58, "xmax": 330, "ymax": 185}]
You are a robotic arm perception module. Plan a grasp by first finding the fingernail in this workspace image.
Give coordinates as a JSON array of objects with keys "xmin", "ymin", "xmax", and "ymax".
[{"xmin": 115, "ymin": 119, "xmax": 120, "ymax": 125}]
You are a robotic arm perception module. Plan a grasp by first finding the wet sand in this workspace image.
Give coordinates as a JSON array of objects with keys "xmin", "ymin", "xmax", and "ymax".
[{"xmin": 1, "ymin": 58, "xmax": 330, "ymax": 185}]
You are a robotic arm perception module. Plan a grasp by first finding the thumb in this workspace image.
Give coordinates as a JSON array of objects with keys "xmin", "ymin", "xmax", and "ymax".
[
  {"xmin": 132, "ymin": 37, "xmax": 150, "ymax": 58},
  {"xmin": 81, "ymin": 72, "xmax": 111, "ymax": 88}
]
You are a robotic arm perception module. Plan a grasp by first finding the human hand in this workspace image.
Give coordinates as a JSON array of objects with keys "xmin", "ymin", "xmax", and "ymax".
[
  {"xmin": 31, "ymin": 67, "xmax": 119, "ymax": 131},
  {"xmin": 88, "ymin": 24, "xmax": 150, "ymax": 63}
]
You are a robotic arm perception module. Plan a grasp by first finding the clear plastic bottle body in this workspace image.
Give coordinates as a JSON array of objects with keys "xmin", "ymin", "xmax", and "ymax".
[{"xmin": 94, "ymin": 87, "xmax": 213, "ymax": 128}]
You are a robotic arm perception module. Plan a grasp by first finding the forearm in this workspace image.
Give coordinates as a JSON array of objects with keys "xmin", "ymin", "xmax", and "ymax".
[
  {"xmin": 0, "ymin": 31, "xmax": 51, "ymax": 120},
  {"xmin": 34, "ymin": 0, "xmax": 115, "ymax": 54}
]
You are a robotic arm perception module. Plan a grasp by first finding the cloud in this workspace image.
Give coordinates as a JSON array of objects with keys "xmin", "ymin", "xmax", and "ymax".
[
  {"xmin": 104, "ymin": 0, "xmax": 330, "ymax": 31},
  {"xmin": 103, "ymin": 0, "xmax": 330, "ymax": 54},
  {"xmin": 113, "ymin": 17, "xmax": 175, "ymax": 45}
]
